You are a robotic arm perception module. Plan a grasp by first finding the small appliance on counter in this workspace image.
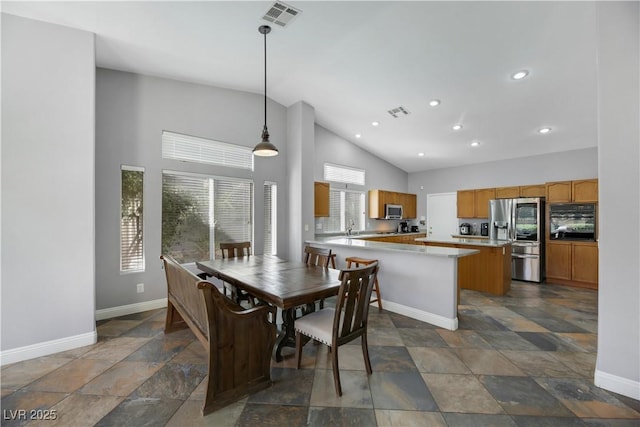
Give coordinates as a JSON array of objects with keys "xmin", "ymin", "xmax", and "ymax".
[
  {"xmin": 480, "ymin": 222, "xmax": 489, "ymax": 236},
  {"xmin": 411, "ymin": 225, "xmax": 419, "ymax": 232},
  {"xmin": 398, "ymin": 221, "xmax": 409, "ymax": 233},
  {"xmin": 459, "ymin": 223, "xmax": 472, "ymax": 235}
]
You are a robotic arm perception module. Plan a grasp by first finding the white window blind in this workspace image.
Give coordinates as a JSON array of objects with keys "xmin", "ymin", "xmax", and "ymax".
[
  {"xmin": 162, "ymin": 171, "xmax": 253, "ymax": 263},
  {"xmin": 322, "ymin": 189, "xmax": 365, "ymax": 233},
  {"xmin": 264, "ymin": 182, "xmax": 277, "ymax": 255},
  {"xmin": 162, "ymin": 131, "xmax": 254, "ymax": 171},
  {"xmin": 121, "ymin": 166, "xmax": 144, "ymax": 272},
  {"xmin": 323, "ymin": 163, "xmax": 366, "ymax": 186}
]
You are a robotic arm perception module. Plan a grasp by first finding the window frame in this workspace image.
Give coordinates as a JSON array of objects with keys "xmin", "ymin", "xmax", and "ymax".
[
  {"xmin": 161, "ymin": 169, "xmax": 254, "ymax": 265},
  {"xmin": 120, "ymin": 165, "xmax": 145, "ymax": 274}
]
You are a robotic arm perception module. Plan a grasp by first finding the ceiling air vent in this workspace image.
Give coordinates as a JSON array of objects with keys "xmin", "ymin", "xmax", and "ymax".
[
  {"xmin": 388, "ymin": 106, "xmax": 411, "ymax": 118},
  {"xmin": 262, "ymin": 1, "xmax": 301, "ymax": 28}
]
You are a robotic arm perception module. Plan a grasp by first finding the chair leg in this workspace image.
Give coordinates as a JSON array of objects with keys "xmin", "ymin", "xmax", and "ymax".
[
  {"xmin": 295, "ymin": 332, "xmax": 303, "ymax": 369},
  {"xmin": 331, "ymin": 345, "xmax": 342, "ymax": 396},
  {"xmin": 361, "ymin": 332, "xmax": 372, "ymax": 375}
]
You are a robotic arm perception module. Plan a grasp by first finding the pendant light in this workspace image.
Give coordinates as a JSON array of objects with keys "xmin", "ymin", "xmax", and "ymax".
[{"xmin": 253, "ymin": 25, "xmax": 279, "ymax": 157}]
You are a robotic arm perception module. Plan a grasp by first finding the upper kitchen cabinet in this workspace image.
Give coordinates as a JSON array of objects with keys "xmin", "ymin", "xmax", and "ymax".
[
  {"xmin": 519, "ymin": 184, "xmax": 546, "ymax": 198},
  {"xmin": 457, "ymin": 190, "xmax": 475, "ymax": 218},
  {"xmin": 457, "ymin": 188, "xmax": 495, "ymax": 218},
  {"xmin": 403, "ymin": 193, "xmax": 417, "ymax": 219},
  {"xmin": 546, "ymin": 181, "xmax": 572, "ymax": 202},
  {"xmin": 495, "ymin": 186, "xmax": 520, "ymax": 199},
  {"xmin": 546, "ymin": 179, "xmax": 598, "ymax": 203},
  {"xmin": 572, "ymin": 179, "xmax": 598, "ymax": 203},
  {"xmin": 475, "ymin": 188, "xmax": 496, "ymax": 218},
  {"xmin": 314, "ymin": 181, "xmax": 330, "ymax": 217},
  {"xmin": 369, "ymin": 189, "xmax": 417, "ymax": 219}
]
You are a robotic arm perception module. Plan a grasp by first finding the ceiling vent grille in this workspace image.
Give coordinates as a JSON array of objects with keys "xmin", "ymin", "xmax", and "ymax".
[
  {"xmin": 388, "ymin": 106, "xmax": 411, "ymax": 118},
  {"xmin": 262, "ymin": 1, "xmax": 301, "ymax": 28}
]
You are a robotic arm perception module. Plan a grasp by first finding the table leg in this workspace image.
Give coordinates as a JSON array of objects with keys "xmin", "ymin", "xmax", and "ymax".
[{"xmin": 272, "ymin": 304, "xmax": 316, "ymax": 362}]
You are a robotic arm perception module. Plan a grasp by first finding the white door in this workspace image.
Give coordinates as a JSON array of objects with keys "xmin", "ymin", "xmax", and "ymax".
[{"xmin": 426, "ymin": 192, "xmax": 458, "ymax": 239}]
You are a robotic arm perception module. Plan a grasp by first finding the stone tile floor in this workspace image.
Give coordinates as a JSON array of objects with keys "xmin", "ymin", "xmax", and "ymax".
[{"xmin": 2, "ymin": 282, "xmax": 639, "ymax": 426}]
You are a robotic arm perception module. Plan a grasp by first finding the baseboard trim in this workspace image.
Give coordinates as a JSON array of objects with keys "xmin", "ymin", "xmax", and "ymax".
[
  {"xmin": 594, "ymin": 369, "xmax": 640, "ymax": 400},
  {"xmin": 379, "ymin": 300, "xmax": 458, "ymax": 331},
  {"xmin": 0, "ymin": 331, "xmax": 97, "ymax": 366},
  {"xmin": 95, "ymin": 298, "xmax": 168, "ymax": 321}
]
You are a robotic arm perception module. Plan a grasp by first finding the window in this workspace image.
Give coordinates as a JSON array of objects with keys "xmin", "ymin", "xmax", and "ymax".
[
  {"xmin": 321, "ymin": 189, "xmax": 365, "ymax": 233},
  {"xmin": 264, "ymin": 182, "xmax": 277, "ymax": 255},
  {"xmin": 162, "ymin": 171, "xmax": 253, "ymax": 264},
  {"xmin": 162, "ymin": 131, "xmax": 254, "ymax": 171},
  {"xmin": 120, "ymin": 166, "xmax": 144, "ymax": 272},
  {"xmin": 323, "ymin": 163, "xmax": 366, "ymax": 186}
]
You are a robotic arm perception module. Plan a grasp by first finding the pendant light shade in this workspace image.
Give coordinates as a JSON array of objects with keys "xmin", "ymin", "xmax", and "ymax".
[{"xmin": 253, "ymin": 25, "xmax": 279, "ymax": 157}]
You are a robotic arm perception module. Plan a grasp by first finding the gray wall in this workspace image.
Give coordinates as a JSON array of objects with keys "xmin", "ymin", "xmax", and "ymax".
[
  {"xmin": 409, "ymin": 147, "xmax": 598, "ymax": 220},
  {"xmin": 287, "ymin": 102, "xmax": 316, "ymax": 261},
  {"xmin": 95, "ymin": 68, "xmax": 288, "ymax": 310},
  {"xmin": 595, "ymin": 2, "xmax": 639, "ymax": 397},
  {"xmin": 314, "ymin": 125, "xmax": 409, "ymax": 232},
  {"xmin": 1, "ymin": 14, "xmax": 96, "ymax": 350}
]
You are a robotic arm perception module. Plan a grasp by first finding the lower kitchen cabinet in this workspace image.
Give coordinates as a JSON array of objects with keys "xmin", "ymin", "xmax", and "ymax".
[
  {"xmin": 421, "ymin": 241, "xmax": 511, "ymax": 296},
  {"xmin": 546, "ymin": 240, "xmax": 598, "ymax": 289}
]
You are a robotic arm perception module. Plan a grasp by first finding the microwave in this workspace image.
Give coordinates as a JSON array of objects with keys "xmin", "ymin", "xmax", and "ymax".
[{"xmin": 385, "ymin": 204, "xmax": 403, "ymax": 219}]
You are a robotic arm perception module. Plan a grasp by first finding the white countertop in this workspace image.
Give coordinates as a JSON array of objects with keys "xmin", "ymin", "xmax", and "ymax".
[
  {"xmin": 415, "ymin": 237, "xmax": 511, "ymax": 248},
  {"xmin": 307, "ymin": 236, "xmax": 479, "ymax": 259}
]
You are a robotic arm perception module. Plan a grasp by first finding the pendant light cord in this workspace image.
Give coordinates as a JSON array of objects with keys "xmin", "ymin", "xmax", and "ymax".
[{"xmin": 264, "ymin": 29, "xmax": 267, "ymax": 127}]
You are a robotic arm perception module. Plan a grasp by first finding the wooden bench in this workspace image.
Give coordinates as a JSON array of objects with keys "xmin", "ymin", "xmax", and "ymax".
[{"xmin": 161, "ymin": 255, "xmax": 276, "ymax": 415}]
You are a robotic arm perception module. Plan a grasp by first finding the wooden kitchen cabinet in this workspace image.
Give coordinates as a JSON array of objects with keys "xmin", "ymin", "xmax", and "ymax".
[
  {"xmin": 314, "ymin": 181, "xmax": 330, "ymax": 217},
  {"xmin": 403, "ymin": 193, "xmax": 417, "ymax": 219},
  {"xmin": 546, "ymin": 179, "xmax": 598, "ymax": 203},
  {"xmin": 519, "ymin": 184, "xmax": 546, "ymax": 198},
  {"xmin": 546, "ymin": 241, "xmax": 572, "ymax": 281},
  {"xmin": 368, "ymin": 189, "xmax": 417, "ymax": 219},
  {"xmin": 572, "ymin": 179, "xmax": 598, "ymax": 203},
  {"xmin": 421, "ymin": 241, "xmax": 511, "ymax": 295},
  {"xmin": 546, "ymin": 240, "xmax": 598, "ymax": 289},
  {"xmin": 572, "ymin": 242, "xmax": 598, "ymax": 286},
  {"xmin": 475, "ymin": 188, "xmax": 496, "ymax": 219},
  {"xmin": 457, "ymin": 190, "xmax": 475, "ymax": 218},
  {"xmin": 546, "ymin": 181, "xmax": 572, "ymax": 202},
  {"xmin": 495, "ymin": 186, "xmax": 520, "ymax": 199},
  {"xmin": 457, "ymin": 188, "xmax": 495, "ymax": 218}
]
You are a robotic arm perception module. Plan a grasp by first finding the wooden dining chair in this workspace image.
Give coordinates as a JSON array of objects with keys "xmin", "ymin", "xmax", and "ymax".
[
  {"xmin": 219, "ymin": 241, "xmax": 255, "ymax": 306},
  {"xmin": 294, "ymin": 262, "xmax": 379, "ymax": 396},
  {"xmin": 303, "ymin": 246, "xmax": 335, "ymax": 310},
  {"xmin": 303, "ymin": 245, "xmax": 332, "ymax": 268}
]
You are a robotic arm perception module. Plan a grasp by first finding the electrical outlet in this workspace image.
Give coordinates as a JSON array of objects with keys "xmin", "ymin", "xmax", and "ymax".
[
  {"xmin": 304, "ymin": 224, "xmax": 309, "ymax": 231},
  {"xmin": 136, "ymin": 283, "xmax": 144, "ymax": 293}
]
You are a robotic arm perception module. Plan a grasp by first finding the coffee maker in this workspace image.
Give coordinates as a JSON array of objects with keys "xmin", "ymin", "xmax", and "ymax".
[{"xmin": 398, "ymin": 221, "xmax": 409, "ymax": 233}]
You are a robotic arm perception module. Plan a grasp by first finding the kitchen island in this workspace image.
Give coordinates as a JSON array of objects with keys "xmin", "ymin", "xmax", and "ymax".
[
  {"xmin": 306, "ymin": 235, "xmax": 479, "ymax": 330},
  {"xmin": 415, "ymin": 237, "xmax": 512, "ymax": 296}
]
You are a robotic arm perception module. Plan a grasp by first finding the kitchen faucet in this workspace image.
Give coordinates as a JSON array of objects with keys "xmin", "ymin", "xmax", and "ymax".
[{"xmin": 346, "ymin": 219, "xmax": 355, "ymax": 236}]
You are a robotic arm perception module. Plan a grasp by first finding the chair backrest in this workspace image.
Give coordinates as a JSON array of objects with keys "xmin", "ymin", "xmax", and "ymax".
[
  {"xmin": 333, "ymin": 263, "xmax": 379, "ymax": 345},
  {"xmin": 161, "ymin": 254, "xmax": 209, "ymax": 342},
  {"xmin": 304, "ymin": 246, "xmax": 332, "ymax": 268},
  {"xmin": 220, "ymin": 241, "xmax": 251, "ymax": 259}
]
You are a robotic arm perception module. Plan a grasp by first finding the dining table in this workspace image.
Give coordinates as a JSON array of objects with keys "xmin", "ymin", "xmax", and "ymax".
[{"xmin": 196, "ymin": 255, "xmax": 341, "ymax": 362}]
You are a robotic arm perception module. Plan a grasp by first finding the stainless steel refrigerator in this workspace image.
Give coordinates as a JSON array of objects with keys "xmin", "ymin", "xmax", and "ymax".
[{"xmin": 489, "ymin": 198, "xmax": 545, "ymax": 283}]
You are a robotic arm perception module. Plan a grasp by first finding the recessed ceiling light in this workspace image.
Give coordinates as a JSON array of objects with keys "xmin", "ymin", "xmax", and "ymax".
[
  {"xmin": 512, "ymin": 70, "xmax": 529, "ymax": 80},
  {"xmin": 429, "ymin": 99, "xmax": 440, "ymax": 107},
  {"xmin": 355, "ymin": 133, "xmax": 361, "ymax": 138},
  {"xmin": 418, "ymin": 152, "xmax": 425, "ymax": 157},
  {"xmin": 538, "ymin": 127, "xmax": 552, "ymax": 134},
  {"xmin": 371, "ymin": 121, "xmax": 379, "ymax": 127},
  {"xmin": 452, "ymin": 124, "xmax": 463, "ymax": 131},
  {"xmin": 471, "ymin": 140, "xmax": 480, "ymax": 147}
]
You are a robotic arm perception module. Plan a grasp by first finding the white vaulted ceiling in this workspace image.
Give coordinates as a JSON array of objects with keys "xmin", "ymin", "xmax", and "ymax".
[{"xmin": 2, "ymin": 1, "xmax": 599, "ymax": 172}]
